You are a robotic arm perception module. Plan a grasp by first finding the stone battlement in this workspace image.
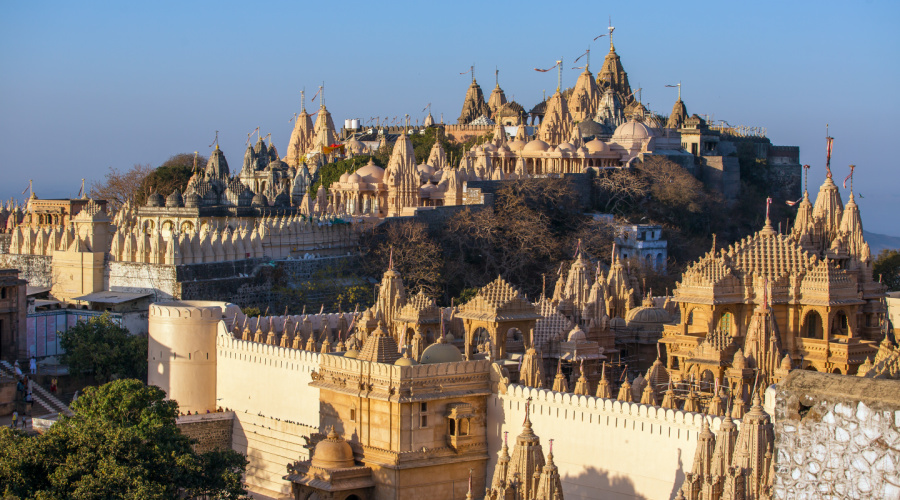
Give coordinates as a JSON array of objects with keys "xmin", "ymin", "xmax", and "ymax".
[
  {"xmin": 502, "ymin": 382, "xmax": 735, "ymax": 432},
  {"xmin": 150, "ymin": 300, "xmax": 226, "ymax": 320}
]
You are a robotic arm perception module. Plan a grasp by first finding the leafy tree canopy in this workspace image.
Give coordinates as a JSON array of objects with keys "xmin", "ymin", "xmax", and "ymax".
[
  {"xmin": 59, "ymin": 313, "xmax": 147, "ymax": 384},
  {"xmin": 0, "ymin": 379, "xmax": 248, "ymax": 500},
  {"xmin": 875, "ymin": 248, "xmax": 900, "ymax": 292},
  {"xmin": 135, "ymin": 153, "xmax": 205, "ymax": 205}
]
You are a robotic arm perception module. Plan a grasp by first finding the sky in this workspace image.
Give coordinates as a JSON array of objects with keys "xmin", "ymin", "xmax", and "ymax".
[{"xmin": 1, "ymin": 0, "xmax": 898, "ymax": 235}]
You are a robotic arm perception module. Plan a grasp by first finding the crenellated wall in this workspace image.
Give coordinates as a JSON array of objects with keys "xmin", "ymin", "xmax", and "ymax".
[
  {"xmin": 215, "ymin": 327, "xmax": 322, "ymax": 498},
  {"xmin": 488, "ymin": 383, "xmax": 735, "ymax": 500}
]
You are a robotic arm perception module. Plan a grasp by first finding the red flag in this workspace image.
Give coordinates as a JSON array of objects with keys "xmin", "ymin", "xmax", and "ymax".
[
  {"xmin": 573, "ymin": 50, "xmax": 588, "ymax": 63},
  {"xmin": 842, "ymin": 164, "xmax": 855, "ymax": 189},
  {"xmin": 310, "ymin": 88, "xmax": 320, "ymax": 102},
  {"xmin": 785, "ymin": 199, "xmax": 801, "ymax": 207},
  {"xmin": 825, "ymin": 136, "xmax": 834, "ymax": 176},
  {"xmin": 534, "ymin": 61, "xmax": 559, "ymax": 72}
]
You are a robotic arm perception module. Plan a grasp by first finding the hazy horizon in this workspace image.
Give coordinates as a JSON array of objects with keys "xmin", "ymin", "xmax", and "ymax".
[{"xmin": 1, "ymin": 0, "xmax": 897, "ymax": 236}]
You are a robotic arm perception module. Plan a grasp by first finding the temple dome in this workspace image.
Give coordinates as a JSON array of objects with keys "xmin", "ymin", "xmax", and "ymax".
[
  {"xmin": 567, "ymin": 326, "xmax": 587, "ymax": 342},
  {"xmin": 625, "ymin": 305, "xmax": 672, "ymax": 330},
  {"xmin": 146, "ymin": 191, "xmax": 164, "ymax": 208},
  {"xmin": 344, "ymin": 349, "xmax": 359, "ymax": 359},
  {"xmin": 355, "ymin": 160, "xmax": 384, "ymax": 183},
  {"xmin": 557, "ymin": 142, "xmax": 576, "ymax": 153},
  {"xmin": 420, "ymin": 341, "xmax": 463, "ymax": 364},
  {"xmin": 311, "ymin": 427, "xmax": 355, "ymax": 469},
  {"xmin": 184, "ymin": 190, "xmax": 201, "ymax": 208},
  {"xmin": 273, "ymin": 189, "xmax": 290, "ymax": 207},
  {"xmin": 394, "ymin": 354, "xmax": 418, "ymax": 366},
  {"xmin": 340, "ymin": 172, "xmax": 351, "ymax": 183},
  {"xmin": 585, "ymin": 138, "xmax": 609, "ymax": 153},
  {"xmin": 251, "ymin": 192, "xmax": 269, "ymax": 207},
  {"xmin": 612, "ymin": 119, "xmax": 655, "ymax": 141},
  {"xmin": 347, "ymin": 172, "xmax": 362, "ymax": 183},
  {"xmin": 523, "ymin": 139, "xmax": 550, "ymax": 152},
  {"xmin": 165, "ymin": 190, "xmax": 184, "ymax": 208},
  {"xmin": 417, "ymin": 163, "xmax": 436, "ymax": 176},
  {"xmin": 508, "ymin": 139, "xmax": 527, "ymax": 152}
]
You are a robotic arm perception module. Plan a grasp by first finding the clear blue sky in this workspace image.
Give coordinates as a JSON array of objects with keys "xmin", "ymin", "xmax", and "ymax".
[{"xmin": 1, "ymin": 0, "xmax": 897, "ymax": 235}]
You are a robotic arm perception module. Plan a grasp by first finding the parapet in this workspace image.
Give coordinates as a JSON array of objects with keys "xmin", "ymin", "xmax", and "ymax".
[{"xmin": 150, "ymin": 301, "xmax": 234, "ymax": 320}]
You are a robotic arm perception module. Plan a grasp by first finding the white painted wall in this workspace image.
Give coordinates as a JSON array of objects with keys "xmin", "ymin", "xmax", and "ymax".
[{"xmin": 487, "ymin": 384, "xmax": 735, "ymax": 500}]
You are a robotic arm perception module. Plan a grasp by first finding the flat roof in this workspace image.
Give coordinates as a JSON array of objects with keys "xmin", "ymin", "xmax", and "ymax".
[
  {"xmin": 71, "ymin": 291, "xmax": 152, "ymax": 304},
  {"xmin": 26, "ymin": 286, "xmax": 52, "ymax": 296}
]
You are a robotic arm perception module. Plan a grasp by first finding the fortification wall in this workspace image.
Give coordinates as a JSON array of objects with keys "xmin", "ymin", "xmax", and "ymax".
[
  {"xmin": 0, "ymin": 253, "xmax": 52, "ymax": 287},
  {"xmin": 488, "ymin": 383, "xmax": 731, "ymax": 500},
  {"xmin": 215, "ymin": 327, "xmax": 322, "ymax": 498},
  {"xmin": 177, "ymin": 411, "xmax": 235, "ymax": 453},
  {"xmin": 773, "ymin": 371, "xmax": 900, "ymax": 499}
]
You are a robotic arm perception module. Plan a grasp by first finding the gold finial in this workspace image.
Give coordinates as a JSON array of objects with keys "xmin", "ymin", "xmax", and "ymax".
[{"xmin": 608, "ymin": 16, "xmax": 615, "ymax": 50}]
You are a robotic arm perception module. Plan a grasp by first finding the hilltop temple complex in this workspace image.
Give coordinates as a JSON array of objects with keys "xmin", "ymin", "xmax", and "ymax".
[{"xmin": 1, "ymin": 20, "xmax": 897, "ymax": 500}]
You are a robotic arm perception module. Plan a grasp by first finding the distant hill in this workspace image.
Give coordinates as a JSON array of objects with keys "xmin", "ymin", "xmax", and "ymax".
[{"xmin": 865, "ymin": 231, "xmax": 900, "ymax": 255}]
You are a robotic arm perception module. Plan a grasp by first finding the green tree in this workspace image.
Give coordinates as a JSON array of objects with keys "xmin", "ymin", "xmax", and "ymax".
[
  {"xmin": 875, "ymin": 248, "xmax": 900, "ymax": 292},
  {"xmin": 59, "ymin": 313, "xmax": 147, "ymax": 384},
  {"xmin": 307, "ymin": 155, "xmax": 380, "ymax": 197},
  {"xmin": 0, "ymin": 379, "xmax": 248, "ymax": 499},
  {"xmin": 135, "ymin": 153, "xmax": 206, "ymax": 206}
]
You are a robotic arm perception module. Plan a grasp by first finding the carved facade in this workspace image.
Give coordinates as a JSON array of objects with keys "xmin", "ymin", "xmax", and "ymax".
[{"xmin": 660, "ymin": 170, "xmax": 885, "ymax": 407}]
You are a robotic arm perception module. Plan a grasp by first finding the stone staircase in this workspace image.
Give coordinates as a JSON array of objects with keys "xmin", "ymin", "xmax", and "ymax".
[{"xmin": 0, "ymin": 360, "xmax": 72, "ymax": 416}]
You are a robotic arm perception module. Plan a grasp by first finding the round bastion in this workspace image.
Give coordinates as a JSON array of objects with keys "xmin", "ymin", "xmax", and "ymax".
[{"xmin": 148, "ymin": 301, "xmax": 237, "ymax": 414}]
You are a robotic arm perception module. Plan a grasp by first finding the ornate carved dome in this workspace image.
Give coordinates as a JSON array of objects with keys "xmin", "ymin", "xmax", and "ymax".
[
  {"xmin": 311, "ymin": 427, "xmax": 355, "ymax": 469},
  {"xmin": 625, "ymin": 305, "xmax": 672, "ymax": 330},
  {"xmin": 146, "ymin": 190, "xmax": 164, "ymax": 208},
  {"xmin": 184, "ymin": 190, "xmax": 201, "ymax": 208},
  {"xmin": 567, "ymin": 326, "xmax": 587, "ymax": 342},
  {"xmin": 251, "ymin": 192, "xmax": 269, "ymax": 207},
  {"xmin": 165, "ymin": 190, "xmax": 183, "ymax": 208}
]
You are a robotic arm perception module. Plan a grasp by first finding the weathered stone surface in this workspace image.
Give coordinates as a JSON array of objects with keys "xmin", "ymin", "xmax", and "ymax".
[
  {"xmin": 177, "ymin": 411, "xmax": 234, "ymax": 454},
  {"xmin": 775, "ymin": 371, "xmax": 900, "ymax": 499}
]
